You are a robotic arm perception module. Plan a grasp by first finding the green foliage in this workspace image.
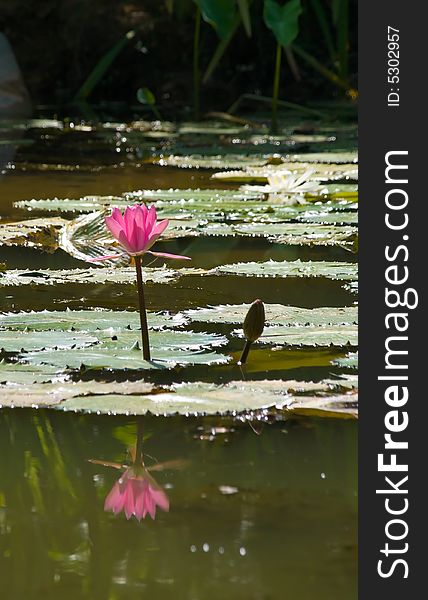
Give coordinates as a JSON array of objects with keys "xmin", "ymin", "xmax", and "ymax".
[
  {"xmin": 194, "ymin": 0, "xmax": 237, "ymax": 39},
  {"xmin": 263, "ymin": 0, "xmax": 302, "ymax": 49},
  {"xmin": 74, "ymin": 31, "xmax": 136, "ymax": 101}
]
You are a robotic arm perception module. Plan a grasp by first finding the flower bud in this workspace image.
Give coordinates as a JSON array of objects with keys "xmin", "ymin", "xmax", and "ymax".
[{"xmin": 243, "ymin": 299, "xmax": 265, "ymax": 343}]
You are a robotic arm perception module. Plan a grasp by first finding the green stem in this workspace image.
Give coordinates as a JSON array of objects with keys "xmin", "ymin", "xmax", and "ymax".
[
  {"xmin": 135, "ymin": 419, "xmax": 144, "ymax": 466},
  {"xmin": 292, "ymin": 44, "xmax": 351, "ymax": 92},
  {"xmin": 134, "ymin": 256, "xmax": 151, "ymax": 361},
  {"xmin": 193, "ymin": 6, "xmax": 201, "ymax": 121},
  {"xmin": 238, "ymin": 340, "xmax": 252, "ymax": 365},
  {"xmin": 271, "ymin": 42, "xmax": 282, "ymax": 134}
]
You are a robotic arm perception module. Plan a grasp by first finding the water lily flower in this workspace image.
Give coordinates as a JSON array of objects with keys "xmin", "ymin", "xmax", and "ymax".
[
  {"xmin": 240, "ymin": 169, "xmax": 324, "ymax": 200},
  {"xmin": 91, "ymin": 204, "xmax": 190, "ymax": 361},
  {"xmin": 104, "ymin": 466, "xmax": 169, "ymax": 521},
  {"xmin": 92, "ymin": 204, "xmax": 191, "ymax": 262}
]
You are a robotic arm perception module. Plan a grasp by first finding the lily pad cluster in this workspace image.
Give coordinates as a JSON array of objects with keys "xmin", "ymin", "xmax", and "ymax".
[{"xmin": 0, "ymin": 116, "xmax": 358, "ymax": 417}]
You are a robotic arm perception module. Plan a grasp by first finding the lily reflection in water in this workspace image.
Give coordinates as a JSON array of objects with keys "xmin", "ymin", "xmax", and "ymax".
[{"xmin": 90, "ymin": 423, "xmax": 187, "ymax": 522}]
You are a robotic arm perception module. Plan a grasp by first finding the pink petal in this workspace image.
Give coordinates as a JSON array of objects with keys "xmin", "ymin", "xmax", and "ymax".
[
  {"xmin": 147, "ymin": 251, "xmax": 191, "ymax": 261},
  {"xmin": 88, "ymin": 253, "xmax": 125, "ymax": 262},
  {"xmin": 145, "ymin": 205, "xmax": 157, "ymax": 235},
  {"xmin": 149, "ymin": 218, "xmax": 169, "ymax": 240},
  {"xmin": 145, "ymin": 486, "xmax": 157, "ymax": 520},
  {"xmin": 123, "ymin": 206, "xmax": 138, "ymax": 252},
  {"xmin": 123, "ymin": 481, "xmax": 136, "ymax": 520},
  {"xmin": 111, "ymin": 207, "xmax": 126, "ymax": 229},
  {"xmin": 134, "ymin": 205, "xmax": 148, "ymax": 251},
  {"xmin": 151, "ymin": 487, "xmax": 169, "ymax": 512},
  {"xmin": 104, "ymin": 482, "xmax": 122, "ymax": 512},
  {"xmin": 105, "ymin": 214, "xmax": 125, "ymax": 243}
]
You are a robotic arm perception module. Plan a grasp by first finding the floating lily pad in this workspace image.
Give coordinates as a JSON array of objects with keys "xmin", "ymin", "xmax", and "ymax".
[
  {"xmin": 0, "ymin": 360, "xmax": 68, "ymax": 385},
  {"xmin": 332, "ymin": 352, "xmax": 358, "ymax": 369},
  {"xmin": 0, "ymin": 330, "xmax": 98, "ymax": 352},
  {"xmin": 242, "ymin": 324, "xmax": 358, "ymax": 347},
  {"xmin": 0, "ymin": 310, "xmax": 229, "ymax": 371},
  {"xmin": 215, "ymin": 259, "xmax": 358, "ymax": 281},
  {"xmin": 0, "ymin": 217, "xmax": 66, "ymax": 250},
  {"xmin": 0, "ymin": 309, "xmax": 187, "ymax": 331},
  {"xmin": 0, "ymin": 267, "xmax": 181, "ymax": 287},
  {"xmin": 154, "ymin": 154, "xmax": 271, "ymax": 170},
  {"xmin": 286, "ymin": 151, "xmax": 358, "ymax": 164},
  {"xmin": 55, "ymin": 378, "xmax": 357, "ymax": 417},
  {"xmin": 59, "ymin": 211, "xmax": 358, "ymax": 262},
  {"xmin": 0, "ymin": 380, "xmax": 157, "ymax": 408},
  {"xmin": 285, "ymin": 391, "xmax": 358, "ymax": 418},
  {"xmin": 21, "ymin": 344, "xmax": 229, "ymax": 371},
  {"xmin": 183, "ymin": 304, "xmax": 357, "ymax": 326},
  {"xmin": 212, "ymin": 162, "xmax": 358, "ymax": 183},
  {"xmin": 231, "ymin": 222, "xmax": 357, "ymax": 247},
  {"xmin": 15, "ymin": 188, "xmax": 265, "ymax": 214}
]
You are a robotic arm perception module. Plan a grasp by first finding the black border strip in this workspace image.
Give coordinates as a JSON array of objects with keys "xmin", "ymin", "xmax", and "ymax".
[{"xmin": 359, "ymin": 1, "xmax": 424, "ymax": 596}]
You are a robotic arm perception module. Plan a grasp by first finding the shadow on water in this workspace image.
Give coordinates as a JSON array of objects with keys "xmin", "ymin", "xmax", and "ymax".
[{"xmin": 0, "ymin": 410, "xmax": 357, "ymax": 600}]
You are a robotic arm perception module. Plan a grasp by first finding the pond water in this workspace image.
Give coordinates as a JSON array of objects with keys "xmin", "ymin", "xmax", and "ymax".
[
  {"xmin": 0, "ymin": 114, "xmax": 358, "ymax": 597},
  {"xmin": 0, "ymin": 411, "xmax": 357, "ymax": 600}
]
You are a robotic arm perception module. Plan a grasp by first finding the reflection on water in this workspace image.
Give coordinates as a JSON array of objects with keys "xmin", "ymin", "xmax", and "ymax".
[
  {"xmin": 0, "ymin": 410, "xmax": 357, "ymax": 599},
  {"xmin": 90, "ymin": 421, "xmax": 187, "ymax": 521}
]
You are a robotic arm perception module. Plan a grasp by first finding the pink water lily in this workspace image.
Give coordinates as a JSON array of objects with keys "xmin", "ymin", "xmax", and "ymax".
[
  {"xmin": 104, "ymin": 467, "xmax": 169, "ymax": 521},
  {"xmin": 92, "ymin": 203, "xmax": 190, "ymax": 361},
  {"xmin": 93, "ymin": 204, "xmax": 191, "ymax": 262}
]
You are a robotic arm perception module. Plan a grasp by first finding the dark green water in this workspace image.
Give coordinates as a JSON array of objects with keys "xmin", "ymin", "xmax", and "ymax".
[{"xmin": 0, "ymin": 411, "xmax": 357, "ymax": 600}]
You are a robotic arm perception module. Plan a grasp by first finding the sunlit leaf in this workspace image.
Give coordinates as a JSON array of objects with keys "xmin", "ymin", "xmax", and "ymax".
[
  {"xmin": 238, "ymin": 324, "xmax": 358, "ymax": 347},
  {"xmin": 0, "ymin": 218, "xmax": 65, "ymax": 251},
  {"xmin": 182, "ymin": 303, "xmax": 357, "ymax": 326},
  {"xmin": 55, "ymin": 378, "xmax": 357, "ymax": 417}
]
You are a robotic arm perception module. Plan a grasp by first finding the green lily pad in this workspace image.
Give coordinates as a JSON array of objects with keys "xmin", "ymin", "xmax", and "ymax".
[
  {"xmin": 154, "ymin": 154, "xmax": 271, "ymax": 170},
  {"xmin": 244, "ymin": 324, "xmax": 358, "ymax": 347},
  {"xmin": 182, "ymin": 304, "xmax": 357, "ymax": 326},
  {"xmin": 230, "ymin": 222, "xmax": 357, "ymax": 247},
  {"xmin": 0, "ymin": 360, "xmax": 68, "ymax": 385},
  {"xmin": 0, "ymin": 267, "xmax": 181, "ymax": 287},
  {"xmin": 215, "ymin": 259, "xmax": 358, "ymax": 281},
  {"xmin": 0, "ymin": 310, "xmax": 229, "ymax": 371},
  {"xmin": 332, "ymin": 352, "xmax": 358, "ymax": 369},
  {"xmin": 0, "ymin": 380, "xmax": 156, "ymax": 408},
  {"xmin": 15, "ymin": 188, "xmax": 265, "ymax": 214},
  {"xmin": 212, "ymin": 162, "xmax": 358, "ymax": 183},
  {"xmin": 56, "ymin": 378, "xmax": 357, "ymax": 417},
  {"xmin": 0, "ymin": 330, "xmax": 98, "ymax": 352},
  {"xmin": 60, "ymin": 211, "xmax": 358, "ymax": 261},
  {"xmin": 286, "ymin": 151, "xmax": 358, "ymax": 164},
  {"xmin": 0, "ymin": 217, "xmax": 66, "ymax": 250},
  {"xmin": 0, "ymin": 309, "xmax": 187, "ymax": 331},
  {"xmin": 21, "ymin": 344, "xmax": 229, "ymax": 371}
]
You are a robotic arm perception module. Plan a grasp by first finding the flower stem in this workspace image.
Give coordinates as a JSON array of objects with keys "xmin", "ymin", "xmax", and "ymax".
[
  {"xmin": 135, "ymin": 419, "xmax": 144, "ymax": 466},
  {"xmin": 134, "ymin": 256, "xmax": 151, "ymax": 361},
  {"xmin": 238, "ymin": 340, "xmax": 252, "ymax": 365},
  {"xmin": 271, "ymin": 42, "xmax": 282, "ymax": 134}
]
